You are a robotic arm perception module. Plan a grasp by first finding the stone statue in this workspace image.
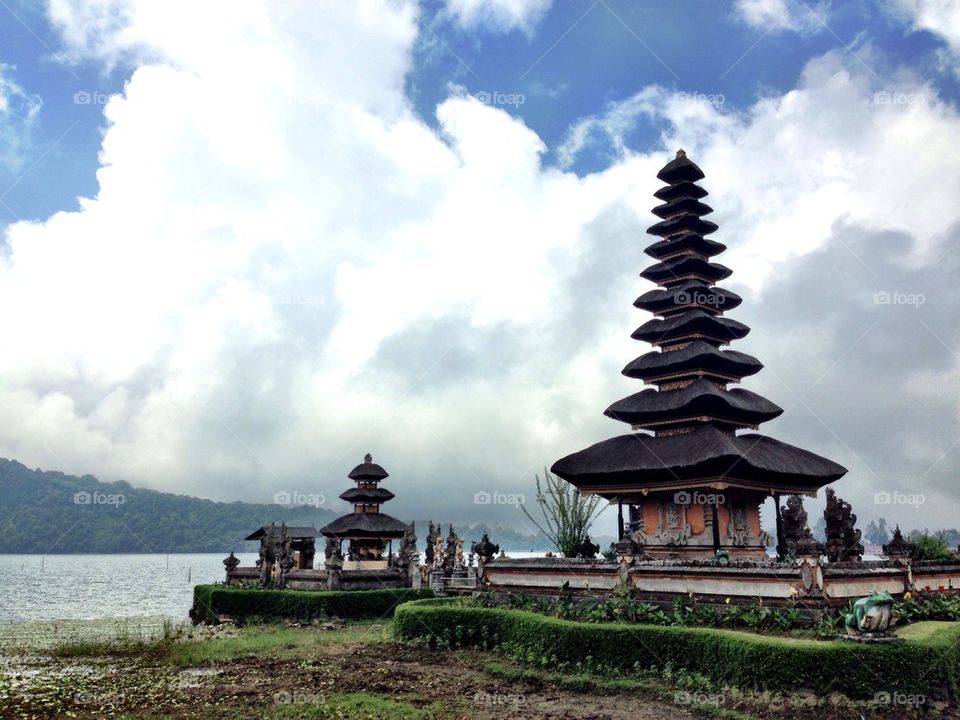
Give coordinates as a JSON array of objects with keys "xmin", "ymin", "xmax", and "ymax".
[
  {"xmin": 453, "ymin": 536, "xmax": 465, "ymax": 575},
  {"xmin": 424, "ymin": 521, "xmax": 437, "ymax": 566},
  {"xmin": 575, "ymin": 534, "xmax": 600, "ymax": 559},
  {"xmin": 258, "ymin": 523, "xmax": 278, "ymax": 585},
  {"xmin": 442, "ymin": 525, "xmax": 458, "ymax": 575},
  {"xmin": 223, "ymin": 551, "xmax": 240, "ymax": 573},
  {"xmin": 326, "ymin": 541, "xmax": 343, "ymax": 569},
  {"xmin": 844, "ymin": 591, "xmax": 897, "ymax": 639},
  {"xmin": 471, "ymin": 533, "xmax": 499, "ymax": 564},
  {"xmin": 324, "ymin": 537, "xmax": 338, "ymax": 560},
  {"xmin": 432, "ymin": 531, "xmax": 445, "ymax": 571},
  {"xmin": 882, "ymin": 525, "xmax": 911, "ymax": 559},
  {"xmin": 396, "ymin": 521, "xmax": 418, "ymax": 570},
  {"xmin": 824, "ymin": 488, "xmax": 863, "ymax": 562},
  {"xmin": 781, "ymin": 495, "xmax": 820, "ymax": 557},
  {"xmin": 277, "ymin": 525, "xmax": 294, "ymax": 588}
]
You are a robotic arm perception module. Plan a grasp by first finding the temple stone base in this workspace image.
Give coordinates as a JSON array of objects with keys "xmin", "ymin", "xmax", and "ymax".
[
  {"xmin": 343, "ymin": 559, "xmax": 389, "ymax": 571},
  {"xmin": 226, "ymin": 567, "xmax": 410, "ymax": 591}
]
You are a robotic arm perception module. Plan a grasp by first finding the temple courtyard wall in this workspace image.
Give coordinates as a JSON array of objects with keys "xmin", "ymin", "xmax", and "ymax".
[
  {"xmin": 477, "ymin": 557, "xmax": 960, "ymax": 610},
  {"xmin": 225, "ymin": 567, "xmax": 413, "ymax": 591}
]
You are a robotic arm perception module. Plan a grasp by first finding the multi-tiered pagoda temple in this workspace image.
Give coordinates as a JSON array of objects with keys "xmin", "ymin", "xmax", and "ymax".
[
  {"xmin": 319, "ymin": 454, "xmax": 410, "ymax": 569},
  {"xmin": 552, "ymin": 150, "xmax": 846, "ymax": 559}
]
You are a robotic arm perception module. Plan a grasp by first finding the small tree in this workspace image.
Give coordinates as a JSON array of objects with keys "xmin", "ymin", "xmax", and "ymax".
[
  {"xmin": 909, "ymin": 531, "xmax": 959, "ymax": 561},
  {"xmin": 520, "ymin": 469, "xmax": 604, "ymax": 557}
]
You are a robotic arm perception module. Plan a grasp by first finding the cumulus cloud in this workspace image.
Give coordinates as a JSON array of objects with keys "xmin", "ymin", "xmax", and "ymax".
[
  {"xmin": 1, "ymin": 0, "xmax": 959, "ymax": 532},
  {"xmin": 444, "ymin": 0, "xmax": 553, "ymax": 35},
  {"xmin": 888, "ymin": 0, "xmax": 960, "ymax": 71},
  {"xmin": 733, "ymin": 0, "xmax": 830, "ymax": 34}
]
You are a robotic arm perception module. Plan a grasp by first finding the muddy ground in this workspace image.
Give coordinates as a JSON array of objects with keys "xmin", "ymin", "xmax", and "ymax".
[
  {"xmin": 1, "ymin": 622, "xmax": 955, "ymax": 719},
  {"xmin": 0, "ymin": 626, "xmax": 697, "ymax": 720}
]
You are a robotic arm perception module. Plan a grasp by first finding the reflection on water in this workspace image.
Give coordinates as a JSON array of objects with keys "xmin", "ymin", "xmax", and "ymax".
[{"xmin": 0, "ymin": 553, "xmax": 257, "ymax": 624}]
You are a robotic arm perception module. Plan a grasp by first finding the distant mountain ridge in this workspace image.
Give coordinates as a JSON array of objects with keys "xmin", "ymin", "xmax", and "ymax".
[
  {"xmin": 0, "ymin": 458, "xmax": 340, "ymax": 553},
  {"xmin": 0, "ymin": 459, "xmax": 601, "ymax": 554}
]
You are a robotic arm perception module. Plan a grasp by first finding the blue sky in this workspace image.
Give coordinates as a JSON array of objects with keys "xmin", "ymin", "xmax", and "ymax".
[
  {"xmin": 2, "ymin": 0, "xmax": 957, "ymax": 223},
  {"xmin": 0, "ymin": 1, "xmax": 959, "ymax": 532}
]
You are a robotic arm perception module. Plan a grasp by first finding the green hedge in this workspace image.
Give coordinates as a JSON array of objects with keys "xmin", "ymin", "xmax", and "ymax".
[
  {"xmin": 394, "ymin": 599, "xmax": 960, "ymax": 700},
  {"xmin": 192, "ymin": 585, "xmax": 432, "ymax": 624}
]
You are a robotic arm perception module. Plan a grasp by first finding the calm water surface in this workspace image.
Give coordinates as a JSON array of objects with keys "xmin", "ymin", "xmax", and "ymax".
[
  {"xmin": 0, "ymin": 553, "xmax": 258, "ymax": 624},
  {"xmin": 0, "ymin": 551, "xmax": 547, "ymax": 625}
]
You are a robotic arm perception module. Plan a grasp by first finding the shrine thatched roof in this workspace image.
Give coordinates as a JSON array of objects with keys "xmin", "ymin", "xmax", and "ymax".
[
  {"xmin": 319, "ymin": 512, "xmax": 409, "ymax": 539},
  {"xmin": 551, "ymin": 425, "xmax": 847, "ymax": 495},
  {"xmin": 604, "ymin": 379, "xmax": 782, "ymax": 429},
  {"xmin": 245, "ymin": 525, "xmax": 318, "ymax": 541}
]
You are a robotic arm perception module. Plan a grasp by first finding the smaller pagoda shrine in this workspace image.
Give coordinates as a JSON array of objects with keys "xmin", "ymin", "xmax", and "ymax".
[{"xmin": 319, "ymin": 453, "xmax": 410, "ymax": 570}]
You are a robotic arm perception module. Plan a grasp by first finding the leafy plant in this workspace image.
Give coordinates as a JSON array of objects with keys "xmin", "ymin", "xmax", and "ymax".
[
  {"xmin": 909, "ymin": 531, "xmax": 959, "ymax": 561},
  {"xmin": 519, "ymin": 469, "xmax": 604, "ymax": 557}
]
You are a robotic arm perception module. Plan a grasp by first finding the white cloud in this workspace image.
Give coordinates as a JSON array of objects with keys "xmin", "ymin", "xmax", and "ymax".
[
  {"xmin": 445, "ymin": 0, "xmax": 553, "ymax": 35},
  {"xmin": 733, "ymin": 0, "xmax": 829, "ymax": 34},
  {"xmin": 559, "ymin": 49, "xmax": 960, "ymax": 285},
  {"xmin": 1, "ymin": 0, "xmax": 959, "ymax": 530},
  {"xmin": 889, "ymin": 0, "xmax": 960, "ymax": 68},
  {"xmin": 0, "ymin": 65, "xmax": 42, "ymax": 172}
]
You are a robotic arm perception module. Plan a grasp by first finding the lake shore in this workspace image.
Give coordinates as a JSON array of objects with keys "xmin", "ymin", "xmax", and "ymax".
[
  {"xmin": 0, "ymin": 615, "xmax": 950, "ymax": 720},
  {"xmin": 0, "ymin": 618, "xmax": 707, "ymax": 720}
]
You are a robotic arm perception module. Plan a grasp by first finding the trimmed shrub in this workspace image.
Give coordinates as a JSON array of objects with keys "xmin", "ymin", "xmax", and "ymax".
[
  {"xmin": 394, "ymin": 599, "xmax": 960, "ymax": 700},
  {"xmin": 191, "ymin": 585, "xmax": 432, "ymax": 624}
]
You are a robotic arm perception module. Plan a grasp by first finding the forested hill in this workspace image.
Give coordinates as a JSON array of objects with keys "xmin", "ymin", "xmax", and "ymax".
[{"xmin": 0, "ymin": 459, "xmax": 339, "ymax": 553}]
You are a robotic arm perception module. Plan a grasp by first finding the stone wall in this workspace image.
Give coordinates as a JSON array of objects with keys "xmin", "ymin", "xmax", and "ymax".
[{"xmin": 480, "ymin": 556, "xmax": 960, "ymax": 609}]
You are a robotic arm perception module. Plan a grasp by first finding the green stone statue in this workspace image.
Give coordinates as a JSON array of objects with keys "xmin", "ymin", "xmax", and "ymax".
[{"xmin": 844, "ymin": 591, "xmax": 895, "ymax": 636}]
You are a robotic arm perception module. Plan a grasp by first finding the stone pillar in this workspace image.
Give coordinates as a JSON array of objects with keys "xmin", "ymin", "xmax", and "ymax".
[
  {"xmin": 429, "ymin": 570, "xmax": 445, "ymax": 595},
  {"xmin": 326, "ymin": 545, "xmax": 344, "ymax": 590},
  {"xmin": 327, "ymin": 566, "xmax": 342, "ymax": 590}
]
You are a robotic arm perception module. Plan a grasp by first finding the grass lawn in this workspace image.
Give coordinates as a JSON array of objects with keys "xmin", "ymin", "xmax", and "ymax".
[{"xmin": 162, "ymin": 621, "xmax": 388, "ymax": 666}]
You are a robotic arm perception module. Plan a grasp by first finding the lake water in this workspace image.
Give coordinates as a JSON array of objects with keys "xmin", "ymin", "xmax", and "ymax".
[
  {"xmin": 0, "ymin": 551, "xmax": 547, "ymax": 625},
  {"xmin": 0, "ymin": 553, "xmax": 259, "ymax": 625}
]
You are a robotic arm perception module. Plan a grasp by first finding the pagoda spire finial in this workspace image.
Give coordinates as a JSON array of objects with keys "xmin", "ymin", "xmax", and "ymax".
[
  {"xmin": 364, "ymin": 452, "xmax": 372, "ymax": 464},
  {"xmin": 675, "ymin": 148, "xmax": 686, "ymax": 158}
]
